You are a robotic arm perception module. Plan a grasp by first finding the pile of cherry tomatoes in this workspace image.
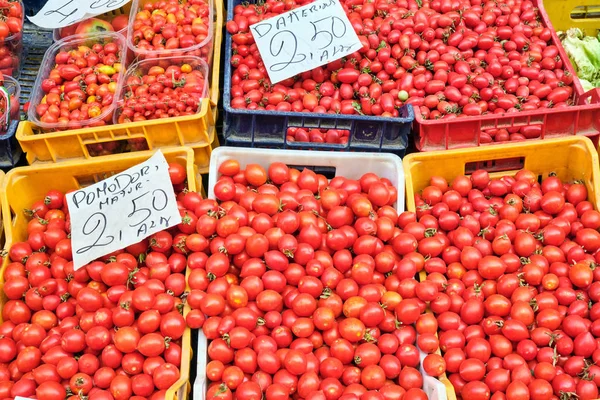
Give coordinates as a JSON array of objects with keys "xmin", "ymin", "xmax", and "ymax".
[
  {"xmin": 0, "ymin": 0, "xmax": 23, "ymax": 77},
  {"xmin": 183, "ymin": 160, "xmax": 439, "ymax": 400},
  {"xmin": 0, "ymin": 163, "xmax": 191, "ymax": 400},
  {"xmin": 6, "ymin": 144, "xmax": 600, "ymax": 400},
  {"xmin": 35, "ymin": 41, "xmax": 122, "ymax": 130},
  {"xmin": 116, "ymin": 60, "xmax": 208, "ymax": 123},
  {"xmin": 130, "ymin": 0, "xmax": 212, "ymax": 61},
  {"xmin": 227, "ymin": 0, "xmax": 577, "ymax": 143},
  {"xmin": 402, "ymin": 169, "xmax": 600, "ymax": 399}
]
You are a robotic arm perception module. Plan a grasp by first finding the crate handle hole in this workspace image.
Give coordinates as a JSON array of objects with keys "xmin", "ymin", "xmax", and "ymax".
[
  {"xmin": 286, "ymin": 164, "xmax": 337, "ymax": 179},
  {"xmin": 285, "ymin": 127, "xmax": 351, "ymax": 144},
  {"xmin": 85, "ymin": 138, "xmax": 149, "ymax": 158},
  {"xmin": 571, "ymin": 5, "xmax": 600, "ymax": 19},
  {"xmin": 465, "ymin": 157, "xmax": 525, "ymax": 174}
]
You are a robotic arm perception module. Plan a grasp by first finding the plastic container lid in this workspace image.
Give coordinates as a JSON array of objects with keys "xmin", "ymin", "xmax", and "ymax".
[
  {"xmin": 27, "ymin": 31, "xmax": 127, "ymax": 132},
  {"xmin": 126, "ymin": 0, "xmax": 214, "ymax": 60},
  {"xmin": 114, "ymin": 55, "xmax": 209, "ymax": 124}
]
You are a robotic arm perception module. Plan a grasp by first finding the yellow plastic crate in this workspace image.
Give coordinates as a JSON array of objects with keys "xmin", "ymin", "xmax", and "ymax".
[
  {"xmin": 16, "ymin": 0, "xmax": 224, "ymax": 174},
  {"xmin": 0, "ymin": 171, "xmax": 5, "ymax": 250},
  {"xmin": 403, "ymin": 136, "xmax": 600, "ymax": 400},
  {"xmin": 0, "ymin": 148, "xmax": 200, "ymax": 400},
  {"xmin": 404, "ymin": 136, "xmax": 600, "ymax": 212},
  {"xmin": 542, "ymin": 0, "xmax": 600, "ymax": 35}
]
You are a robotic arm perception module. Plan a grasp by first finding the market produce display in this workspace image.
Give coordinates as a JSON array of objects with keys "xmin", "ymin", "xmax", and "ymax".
[
  {"xmin": 3, "ymin": 0, "xmax": 600, "ymax": 397},
  {"xmin": 226, "ymin": 0, "xmax": 584, "ymax": 143},
  {"xmin": 0, "ymin": 163, "xmax": 192, "ymax": 400}
]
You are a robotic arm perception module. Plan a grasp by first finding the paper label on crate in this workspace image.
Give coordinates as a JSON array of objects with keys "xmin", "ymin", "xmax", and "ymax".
[
  {"xmin": 250, "ymin": 0, "xmax": 361, "ymax": 84},
  {"xmin": 67, "ymin": 151, "xmax": 181, "ymax": 270},
  {"xmin": 28, "ymin": 0, "xmax": 131, "ymax": 29}
]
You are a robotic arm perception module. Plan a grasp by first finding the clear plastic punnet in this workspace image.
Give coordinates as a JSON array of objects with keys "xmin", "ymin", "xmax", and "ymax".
[
  {"xmin": 114, "ymin": 55, "xmax": 209, "ymax": 125},
  {"xmin": 126, "ymin": 0, "xmax": 214, "ymax": 66},
  {"xmin": 0, "ymin": 0, "xmax": 24, "ymax": 78},
  {"xmin": 27, "ymin": 31, "xmax": 127, "ymax": 132}
]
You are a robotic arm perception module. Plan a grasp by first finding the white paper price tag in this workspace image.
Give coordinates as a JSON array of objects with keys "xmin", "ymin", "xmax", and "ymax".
[
  {"xmin": 250, "ymin": 0, "xmax": 361, "ymax": 84},
  {"xmin": 28, "ymin": 0, "xmax": 131, "ymax": 29},
  {"xmin": 67, "ymin": 151, "xmax": 181, "ymax": 270}
]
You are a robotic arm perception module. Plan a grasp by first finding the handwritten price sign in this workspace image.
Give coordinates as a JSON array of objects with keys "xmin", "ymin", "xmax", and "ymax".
[
  {"xmin": 250, "ymin": 0, "xmax": 362, "ymax": 84},
  {"xmin": 28, "ymin": 0, "xmax": 131, "ymax": 29},
  {"xmin": 66, "ymin": 151, "xmax": 181, "ymax": 270}
]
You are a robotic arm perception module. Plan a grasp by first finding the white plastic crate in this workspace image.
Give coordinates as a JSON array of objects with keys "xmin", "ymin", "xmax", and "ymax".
[
  {"xmin": 189, "ymin": 148, "xmax": 451, "ymax": 399},
  {"xmin": 419, "ymin": 342, "xmax": 450, "ymax": 400},
  {"xmin": 193, "ymin": 331, "xmax": 208, "ymax": 400},
  {"xmin": 207, "ymin": 147, "xmax": 406, "ymax": 211}
]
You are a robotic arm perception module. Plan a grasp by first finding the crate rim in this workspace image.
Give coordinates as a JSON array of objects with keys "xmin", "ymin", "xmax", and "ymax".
[
  {"xmin": 403, "ymin": 135, "xmax": 598, "ymax": 164},
  {"xmin": 1, "ymin": 147, "xmax": 199, "ymax": 236},
  {"xmin": 403, "ymin": 135, "xmax": 600, "ymax": 211},
  {"xmin": 414, "ymin": 87, "xmax": 600, "ymax": 126},
  {"xmin": 207, "ymin": 146, "xmax": 406, "ymax": 210}
]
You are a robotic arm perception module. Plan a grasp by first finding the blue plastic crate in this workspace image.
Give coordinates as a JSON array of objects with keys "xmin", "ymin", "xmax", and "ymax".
[
  {"xmin": 0, "ymin": 120, "xmax": 22, "ymax": 168},
  {"xmin": 223, "ymin": 0, "xmax": 414, "ymax": 156},
  {"xmin": 23, "ymin": 0, "xmax": 45, "ymax": 16},
  {"xmin": 0, "ymin": 22, "xmax": 53, "ymax": 168}
]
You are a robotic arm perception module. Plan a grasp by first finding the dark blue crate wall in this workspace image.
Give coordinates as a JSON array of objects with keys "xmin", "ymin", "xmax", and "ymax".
[
  {"xmin": 224, "ymin": 107, "xmax": 413, "ymax": 155},
  {"xmin": 0, "ymin": 23, "xmax": 53, "ymax": 168},
  {"xmin": 222, "ymin": 0, "xmax": 414, "ymax": 156},
  {"xmin": 23, "ymin": 0, "xmax": 46, "ymax": 16}
]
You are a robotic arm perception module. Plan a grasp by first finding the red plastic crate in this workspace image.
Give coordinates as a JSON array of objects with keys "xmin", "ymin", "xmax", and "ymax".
[
  {"xmin": 415, "ymin": 88, "xmax": 600, "ymax": 151},
  {"xmin": 413, "ymin": 0, "xmax": 600, "ymax": 151}
]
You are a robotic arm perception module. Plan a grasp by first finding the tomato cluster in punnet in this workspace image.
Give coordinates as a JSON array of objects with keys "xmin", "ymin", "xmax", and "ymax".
[
  {"xmin": 227, "ymin": 0, "xmax": 576, "ymax": 142},
  {"xmin": 0, "ymin": 0, "xmax": 22, "ymax": 77},
  {"xmin": 405, "ymin": 170, "xmax": 600, "ymax": 399},
  {"xmin": 36, "ymin": 41, "xmax": 122, "ymax": 130},
  {"xmin": 131, "ymin": 0, "xmax": 211, "ymax": 61},
  {"xmin": 185, "ymin": 161, "xmax": 439, "ymax": 400},
  {"xmin": 116, "ymin": 62, "xmax": 208, "ymax": 123},
  {"xmin": 0, "ymin": 163, "xmax": 190, "ymax": 400}
]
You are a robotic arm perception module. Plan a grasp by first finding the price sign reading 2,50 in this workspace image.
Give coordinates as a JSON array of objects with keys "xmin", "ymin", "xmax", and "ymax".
[
  {"xmin": 67, "ymin": 151, "xmax": 181, "ymax": 270},
  {"xmin": 250, "ymin": 0, "xmax": 362, "ymax": 84}
]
